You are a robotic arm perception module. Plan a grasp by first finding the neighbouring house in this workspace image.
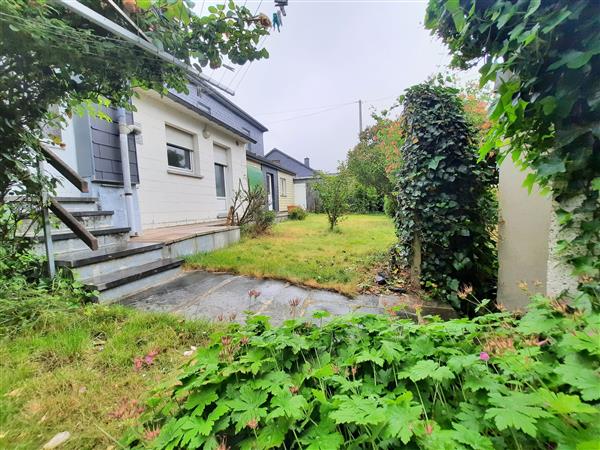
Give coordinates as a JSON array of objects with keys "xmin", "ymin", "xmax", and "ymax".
[
  {"xmin": 265, "ymin": 148, "xmax": 319, "ymax": 211},
  {"xmin": 497, "ymin": 158, "xmax": 577, "ymax": 310},
  {"xmin": 246, "ymin": 151, "xmax": 296, "ymax": 214},
  {"xmin": 33, "ymin": 80, "xmax": 270, "ymax": 301}
]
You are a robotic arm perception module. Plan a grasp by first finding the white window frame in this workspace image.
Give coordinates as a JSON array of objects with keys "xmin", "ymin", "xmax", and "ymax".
[
  {"xmin": 165, "ymin": 124, "xmax": 202, "ymax": 178},
  {"xmin": 166, "ymin": 142, "xmax": 193, "ymax": 172}
]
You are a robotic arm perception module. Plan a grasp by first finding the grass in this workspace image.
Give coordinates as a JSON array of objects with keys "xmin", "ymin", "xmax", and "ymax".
[
  {"xmin": 186, "ymin": 214, "xmax": 396, "ymax": 296},
  {"xmin": 0, "ymin": 300, "xmax": 222, "ymax": 449}
]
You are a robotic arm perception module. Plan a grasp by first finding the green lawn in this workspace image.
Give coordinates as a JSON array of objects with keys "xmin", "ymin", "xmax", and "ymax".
[
  {"xmin": 186, "ymin": 214, "xmax": 396, "ymax": 296},
  {"xmin": 0, "ymin": 302, "xmax": 221, "ymax": 449}
]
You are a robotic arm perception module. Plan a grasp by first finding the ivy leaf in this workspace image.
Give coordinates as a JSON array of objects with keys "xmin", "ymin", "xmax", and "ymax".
[
  {"xmin": 484, "ymin": 392, "xmax": 552, "ymax": 437},
  {"xmin": 330, "ymin": 395, "xmax": 387, "ymax": 425},
  {"xmin": 428, "ymin": 155, "xmax": 445, "ymax": 170}
]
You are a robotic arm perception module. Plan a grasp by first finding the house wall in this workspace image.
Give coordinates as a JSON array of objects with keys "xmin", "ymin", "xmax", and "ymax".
[
  {"xmin": 497, "ymin": 158, "xmax": 552, "ymax": 310},
  {"xmin": 294, "ymin": 182, "xmax": 307, "ymax": 209},
  {"xmin": 132, "ymin": 91, "xmax": 248, "ymax": 230},
  {"xmin": 261, "ymin": 166, "xmax": 279, "ymax": 212},
  {"xmin": 278, "ymin": 172, "xmax": 295, "ymax": 212}
]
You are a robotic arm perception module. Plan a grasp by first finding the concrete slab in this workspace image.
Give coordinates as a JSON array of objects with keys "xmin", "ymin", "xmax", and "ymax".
[{"xmin": 120, "ymin": 270, "xmax": 456, "ymax": 325}]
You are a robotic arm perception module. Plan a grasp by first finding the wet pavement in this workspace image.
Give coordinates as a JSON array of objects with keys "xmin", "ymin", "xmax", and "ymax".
[{"xmin": 120, "ymin": 270, "xmax": 455, "ymax": 325}]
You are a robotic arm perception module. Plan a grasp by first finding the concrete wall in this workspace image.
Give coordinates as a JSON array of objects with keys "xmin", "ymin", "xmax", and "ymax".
[
  {"xmin": 497, "ymin": 158, "xmax": 552, "ymax": 309},
  {"xmin": 132, "ymin": 91, "xmax": 248, "ymax": 230},
  {"xmin": 278, "ymin": 171, "xmax": 295, "ymax": 212}
]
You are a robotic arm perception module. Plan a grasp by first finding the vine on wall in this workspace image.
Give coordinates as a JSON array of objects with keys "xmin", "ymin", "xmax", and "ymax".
[
  {"xmin": 392, "ymin": 81, "xmax": 497, "ymax": 312},
  {"xmin": 425, "ymin": 0, "xmax": 599, "ymax": 304}
]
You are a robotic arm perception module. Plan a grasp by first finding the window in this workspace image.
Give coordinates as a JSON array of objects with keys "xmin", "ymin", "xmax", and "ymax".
[
  {"xmin": 165, "ymin": 125, "xmax": 194, "ymax": 171},
  {"xmin": 215, "ymin": 164, "xmax": 226, "ymax": 198},
  {"xmin": 167, "ymin": 144, "xmax": 192, "ymax": 170},
  {"xmin": 280, "ymin": 177, "xmax": 287, "ymax": 196}
]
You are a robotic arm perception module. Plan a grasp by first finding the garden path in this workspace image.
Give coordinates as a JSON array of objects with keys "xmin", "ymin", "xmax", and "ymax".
[{"xmin": 119, "ymin": 270, "xmax": 454, "ymax": 325}]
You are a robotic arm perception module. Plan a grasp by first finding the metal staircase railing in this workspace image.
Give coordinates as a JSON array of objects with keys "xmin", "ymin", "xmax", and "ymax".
[{"xmin": 40, "ymin": 142, "xmax": 99, "ymax": 277}]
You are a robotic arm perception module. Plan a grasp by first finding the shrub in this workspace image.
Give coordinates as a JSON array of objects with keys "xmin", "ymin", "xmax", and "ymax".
[
  {"xmin": 391, "ymin": 80, "xmax": 498, "ymax": 312},
  {"xmin": 313, "ymin": 170, "xmax": 351, "ymax": 230},
  {"xmin": 348, "ymin": 183, "xmax": 383, "ymax": 214},
  {"xmin": 242, "ymin": 210, "xmax": 276, "ymax": 237},
  {"xmin": 383, "ymin": 194, "xmax": 398, "ymax": 219},
  {"xmin": 128, "ymin": 295, "xmax": 599, "ymax": 449},
  {"xmin": 288, "ymin": 207, "xmax": 307, "ymax": 221}
]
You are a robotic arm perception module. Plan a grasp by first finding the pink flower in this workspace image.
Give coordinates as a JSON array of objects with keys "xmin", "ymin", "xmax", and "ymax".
[{"xmin": 479, "ymin": 352, "xmax": 490, "ymax": 361}]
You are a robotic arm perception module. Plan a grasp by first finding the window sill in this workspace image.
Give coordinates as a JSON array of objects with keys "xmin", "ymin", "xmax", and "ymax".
[{"xmin": 167, "ymin": 168, "xmax": 203, "ymax": 179}]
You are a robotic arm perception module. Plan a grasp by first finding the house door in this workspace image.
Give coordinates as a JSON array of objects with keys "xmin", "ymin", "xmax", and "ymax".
[
  {"xmin": 214, "ymin": 145, "xmax": 230, "ymax": 216},
  {"xmin": 266, "ymin": 173, "xmax": 274, "ymax": 211}
]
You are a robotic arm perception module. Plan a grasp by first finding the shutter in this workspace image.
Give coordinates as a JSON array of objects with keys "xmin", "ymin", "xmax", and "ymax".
[
  {"xmin": 213, "ymin": 146, "xmax": 228, "ymax": 165},
  {"xmin": 165, "ymin": 125, "xmax": 194, "ymax": 149}
]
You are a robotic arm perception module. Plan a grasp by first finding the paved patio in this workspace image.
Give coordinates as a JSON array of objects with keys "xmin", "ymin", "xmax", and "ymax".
[{"xmin": 119, "ymin": 270, "xmax": 455, "ymax": 325}]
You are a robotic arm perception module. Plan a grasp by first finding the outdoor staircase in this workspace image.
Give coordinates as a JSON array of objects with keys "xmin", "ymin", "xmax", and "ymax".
[{"xmin": 37, "ymin": 196, "xmax": 183, "ymax": 302}]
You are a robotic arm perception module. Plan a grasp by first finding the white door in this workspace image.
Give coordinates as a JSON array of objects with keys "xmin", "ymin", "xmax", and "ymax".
[{"xmin": 266, "ymin": 173, "xmax": 274, "ymax": 211}]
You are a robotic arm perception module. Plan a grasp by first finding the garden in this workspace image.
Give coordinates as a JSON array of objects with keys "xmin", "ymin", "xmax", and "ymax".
[
  {"xmin": 187, "ymin": 214, "xmax": 396, "ymax": 296},
  {"xmin": 1, "ymin": 0, "xmax": 599, "ymax": 449}
]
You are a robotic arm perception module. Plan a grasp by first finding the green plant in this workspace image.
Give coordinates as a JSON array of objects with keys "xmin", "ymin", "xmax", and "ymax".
[
  {"xmin": 288, "ymin": 207, "xmax": 307, "ymax": 221},
  {"xmin": 391, "ymin": 80, "xmax": 498, "ymax": 311},
  {"xmin": 229, "ymin": 182, "xmax": 269, "ymax": 226},
  {"xmin": 383, "ymin": 194, "xmax": 399, "ymax": 219},
  {"xmin": 425, "ymin": 0, "xmax": 599, "ymax": 301},
  {"xmin": 348, "ymin": 183, "xmax": 383, "ymax": 214},
  {"xmin": 313, "ymin": 170, "xmax": 352, "ymax": 231},
  {"xmin": 242, "ymin": 210, "xmax": 276, "ymax": 237},
  {"xmin": 126, "ymin": 294, "xmax": 599, "ymax": 449}
]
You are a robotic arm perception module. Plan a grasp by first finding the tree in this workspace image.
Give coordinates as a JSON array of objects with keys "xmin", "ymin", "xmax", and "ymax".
[
  {"xmin": 313, "ymin": 169, "xmax": 351, "ymax": 230},
  {"xmin": 426, "ymin": 0, "xmax": 599, "ymax": 300},
  {"xmin": 391, "ymin": 81, "xmax": 497, "ymax": 312},
  {"xmin": 0, "ymin": 0, "xmax": 269, "ymax": 249}
]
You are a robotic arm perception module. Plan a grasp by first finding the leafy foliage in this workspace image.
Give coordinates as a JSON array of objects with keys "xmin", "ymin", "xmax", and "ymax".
[
  {"xmin": 288, "ymin": 207, "xmax": 307, "ymax": 221},
  {"xmin": 313, "ymin": 170, "xmax": 352, "ymax": 230},
  {"xmin": 391, "ymin": 81, "xmax": 498, "ymax": 311},
  {"xmin": 425, "ymin": 0, "xmax": 600, "ymax": 300},
  {"xmin": 126, "ymin": 295, "xmax": 600, "ymax": 449},
  {"xmin": 347, "ymin": 183, "xmax": 382, "ymax": 214}
]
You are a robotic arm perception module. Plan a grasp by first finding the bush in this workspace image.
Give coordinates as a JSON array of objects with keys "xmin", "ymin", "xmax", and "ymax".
[
  {"xmin": 348, "ymin": 183, "xmax": 383, "ymax": 214},
  {"xmin": 383, "ymin": 194, "xmax": 398, "ymax": 219},
  {"xmin": 128, "ymin": 295, "xmax": 599, "ymax": 449},
  {"xmin": 242, "ymin": 210, "xmax": 276, "ymax": 237},
  {"xmin": 288, "ymin": 207, "xmax": 307, "ymax": 221}
]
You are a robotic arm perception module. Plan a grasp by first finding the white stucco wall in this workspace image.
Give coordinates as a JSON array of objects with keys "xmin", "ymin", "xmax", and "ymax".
[
  {"xmin": 132, "ymin": 91, "xmax": 248, "ymax": 230},
  {"xmin": 497, "ymin": 158, "xmax": 553, "ymax": 310},
  {"xmin": 45, "ymin": 119, "xmax": 82, "ymax": 198}
]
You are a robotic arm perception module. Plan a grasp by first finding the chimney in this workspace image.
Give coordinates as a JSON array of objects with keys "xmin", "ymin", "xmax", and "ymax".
[{"xmin": 304, "ymin": 157, "xmax": 310, "ymax": 167}]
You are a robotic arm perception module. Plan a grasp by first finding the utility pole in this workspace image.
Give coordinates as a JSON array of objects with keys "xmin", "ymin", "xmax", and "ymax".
[{"xmin": 358, "ymin": 99, "xmax": 363, "ymax": 135}]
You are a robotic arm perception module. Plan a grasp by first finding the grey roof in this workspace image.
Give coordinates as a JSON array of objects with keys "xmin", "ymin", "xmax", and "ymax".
[
  {"xmin": 166, "ymin": 92, "xmax": 258, "ymax": 144},
  {"xmin": 246, "ymin": 151, "xmax": 296, "ymax": 176},
  {"xmin": 265, "ymin": 148, "xmax": 316, "ymax": 177}
]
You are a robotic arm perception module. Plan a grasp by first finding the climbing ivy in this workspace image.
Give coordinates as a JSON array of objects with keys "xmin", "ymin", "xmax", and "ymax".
[
  {"xmin": 425, "ymin": 0, "xmax": 600, "ymax": 303},
  {"xmin": 392, "ymin": 81, "xmax": 497, "ymax": 311}
]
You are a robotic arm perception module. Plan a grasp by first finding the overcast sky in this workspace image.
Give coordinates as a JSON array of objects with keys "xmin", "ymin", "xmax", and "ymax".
[{"xmin": 197, "ymin": 0, "xmax": 476, "ymax": 171}]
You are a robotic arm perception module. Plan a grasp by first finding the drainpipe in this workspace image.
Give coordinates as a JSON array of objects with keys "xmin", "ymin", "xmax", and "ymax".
[{"xmin": 117, "ymin": 107, "xmax": 135, "ymax": 235}]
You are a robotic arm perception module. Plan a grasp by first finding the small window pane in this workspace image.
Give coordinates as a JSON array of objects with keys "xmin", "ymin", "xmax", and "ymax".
[
  {"xmin": 215, "ymin": 164, "xmax": 226, "ymax": 197},
  {"xmin": 280, "ymin": 178, "xmax": 286, "ymax": 196},
  {"xmin": 167, "ymin": 144, "xmax": 192, "ymax": 170}
]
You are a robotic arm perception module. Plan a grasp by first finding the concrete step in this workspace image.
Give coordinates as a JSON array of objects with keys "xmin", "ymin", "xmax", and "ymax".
[
  {"xmin": 56, "ymin": 242, "xmax": 164, "ymax": 280},
  {"xmin": 55, "ymin": 196, "xmax": 99, "ymax": 212},
  {"xmin": 83, "ymin": 258, "xmax": 184, "ymax": 303},
  {"xmin": 33, "ymin": 227, "xmax": 130, "ymax": 255},
  {"xmin": 22, "ymin": 210, "xmax": 114, "ymax": 235}
]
